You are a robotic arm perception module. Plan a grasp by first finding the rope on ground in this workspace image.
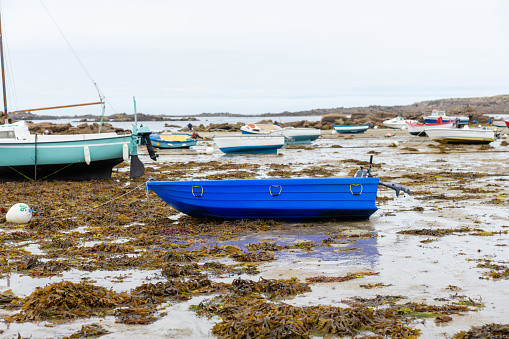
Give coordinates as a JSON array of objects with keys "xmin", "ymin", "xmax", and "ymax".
[{"xmin": 87, "ymin": 183, "xmax": 146, "ymax": 211}]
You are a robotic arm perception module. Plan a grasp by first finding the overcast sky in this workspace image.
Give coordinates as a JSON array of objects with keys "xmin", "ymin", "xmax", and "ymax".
[{"xmin": 1, "ymin": 0, "xmax": 508, "ymax": 116}]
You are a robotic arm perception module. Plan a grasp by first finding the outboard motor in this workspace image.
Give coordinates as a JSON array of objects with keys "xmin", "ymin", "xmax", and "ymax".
[
  {"xmin": 354, "ymin": 155, "xmax": 373, "ymax": 178},
  {"xmin": 138, "ymin": 131, "xmax": 158, "ymax": 161},
  {"xmin": 354, "ymin": 155, "xmax": 412, "ymax": 197}
]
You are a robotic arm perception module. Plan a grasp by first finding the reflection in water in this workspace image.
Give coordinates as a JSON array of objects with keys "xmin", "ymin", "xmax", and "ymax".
[{"xmin": 172, "ymin": 222, "xmax": 379, "ymax": 269}]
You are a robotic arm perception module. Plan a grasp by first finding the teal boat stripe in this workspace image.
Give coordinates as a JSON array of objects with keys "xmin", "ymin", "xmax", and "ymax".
[{"xmin": 0, "ymin": 141, "xmax": 128, "ymax": 148}]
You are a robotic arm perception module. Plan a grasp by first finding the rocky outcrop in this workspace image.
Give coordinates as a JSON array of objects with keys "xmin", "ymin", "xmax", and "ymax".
[{"xmin": 27, "ymin": 122, "xmax": 128, "ymax": 134}]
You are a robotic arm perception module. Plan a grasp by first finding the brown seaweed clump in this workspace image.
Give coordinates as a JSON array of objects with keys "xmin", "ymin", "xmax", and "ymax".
[
  {"xmin": 62, "ymin": 323, "xmax": 111, "ymax": 339},
  {"xmin": 306, "ymin": 272, "xmax": 379, "ymax": 283},
  {"xmin": 453, "ymin": 323, "xmax": 509, "ymax": 338},
  {"xmin": 5, "ymin": 281, "xmax": 129, "ymax": 322},
  {"xmin": 195, "ymin": 295, "xmax": 422, "ymax": 339},
  {"xmin": 397, "ymin": 226, "xmax": 481, "ymax": 237},
  {"xmin": 115, "ymin": 306, "xmax": 157, "ymax": 325}
]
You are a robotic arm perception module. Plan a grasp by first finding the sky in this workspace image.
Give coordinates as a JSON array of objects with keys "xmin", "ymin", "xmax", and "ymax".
[{"xmin": 1, "ymin": 0, "xmax": 508, "ymax": 116}]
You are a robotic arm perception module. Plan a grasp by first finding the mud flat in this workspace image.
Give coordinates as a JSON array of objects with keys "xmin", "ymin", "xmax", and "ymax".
[{"xmin": 1, "ymin": 127, "xmax": 508, "ymax": 338}]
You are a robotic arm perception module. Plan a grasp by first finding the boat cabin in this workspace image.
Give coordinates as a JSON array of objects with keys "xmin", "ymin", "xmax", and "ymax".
[
  {"xmin": 430, "ymin": 110, "xmax": 446, "ymax": 117},
  {"xmin": 0, "ymin": 121, "xmax": 30, "ymax": 140}
]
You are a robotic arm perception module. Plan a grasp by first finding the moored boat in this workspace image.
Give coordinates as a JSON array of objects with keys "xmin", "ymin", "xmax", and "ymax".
[
  {"xmin": 423, "ymin": 110, "xmax": 469, "ymax": 125},
  {"xmin": 333, "ymin": 123, "xmax": 369, "ymax": 134},
  {"xmin": 241, "ymin": 123, "xmax": 320, "ymax": 143},
  {"xmin": 382, "ymin": 116, "xmax": 418, "ymax": 129},
  {"xmin": 145, "ymin": 156, "xmax": 411, "ymax": 220},
  {"xmin": 405, "ymin": 120, "xmax": 454, "ymax": 136},
  {"xmin": 0, "ymin": 8, "xmax": 156, "ymax": 181},
  {"xmin": 149, "ymin": 132, "xmax": 198, "ymax": 149},
  {"xmin": 213, "ymin": 134, "xmax": 284, "ymax": 154},
  {"xmin": 146, "ymin": 177, "xmax": 380, "ymax": 220},
  {"xmin": 425, "ymin": 125, "xmax": 496, "ymax": 144}
]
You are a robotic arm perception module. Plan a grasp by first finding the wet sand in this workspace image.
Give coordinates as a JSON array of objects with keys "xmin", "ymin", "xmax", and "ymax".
[{"xmin": 1, "ymin": 127, "xmax": 509, "ymax": 338}]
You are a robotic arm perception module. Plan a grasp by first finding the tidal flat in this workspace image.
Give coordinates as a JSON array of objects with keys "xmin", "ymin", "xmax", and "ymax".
[{"xmin": 1, "ymin": 129, "xmax": 508, "ymax": 338}]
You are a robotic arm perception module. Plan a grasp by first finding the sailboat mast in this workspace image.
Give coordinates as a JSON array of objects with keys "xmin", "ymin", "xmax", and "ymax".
[{"xmin": 0, "ymin": 11, "xmax": 8, "ymax": 123}]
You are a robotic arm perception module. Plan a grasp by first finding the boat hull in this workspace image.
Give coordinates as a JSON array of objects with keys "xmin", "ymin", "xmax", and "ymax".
[
  {"xmin": 333, "ymin": 124, "xmax": 369, "ymax": 134},
  {"xmin": 146, "ymin": 177, "xmax": 380, "ymax": 220},
  {"xmin": 406, "ymin": 121, "xmax": 454, "ymax": 136},
  {"xmin": 382, "ymin": 117, "xmax": 418, "ymax": 129},
  {"xmin": 213, "ymin": 135, "xmax": 284, "ymax": 154},
  {"xmin": 424, "ymin": 117, "xmax": 469, "ymax": 125},
  {"xmin": 149, "ymin": 134, "xmax": 197, "ymax": 149},
  {"xmin": 425, "ymin": 128, "xmax": 495, "ymax": 144},
  {"xmin": 0, "ymin": 158, "xmax": 124, "ymax": 181},
  {"xmin": 0, "ymin": 133, "xmax": 134, "ymax": 180},
  {"xmin": 241, "ymin": 127, "xmax": 320, "ymax": 143}
]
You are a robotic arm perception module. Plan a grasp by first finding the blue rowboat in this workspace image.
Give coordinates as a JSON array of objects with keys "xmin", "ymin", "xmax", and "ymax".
[
  {"xmin": 333, "ymin": 124, "xmax": 369, "ymax": 134},
  {"xmin": 149, "ymin": 133, "xmax": 197, "ymax": 149},
  {"xmin": 145, "ymin": 177, "xmax": 380, "ymax": 220}
]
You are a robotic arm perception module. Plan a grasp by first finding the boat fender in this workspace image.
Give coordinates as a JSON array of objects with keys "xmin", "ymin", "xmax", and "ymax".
[
  {"xmin": 122, "ymin": 143, "xmax": 129, "ymax": 162},
  {"xmin": 5, "ymin": 203, "xmax": 32, "ymax": 224},
  {"xmin": 84, "ymin": 145, "xmax": 91, "ymax": 165},
  {"xmin": 206, "ymin": 147, "xmax": 214, "ymax": 155}
]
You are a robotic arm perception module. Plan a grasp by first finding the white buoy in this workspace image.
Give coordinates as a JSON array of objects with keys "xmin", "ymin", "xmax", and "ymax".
[
  {"xmin": 6, "ymin": 203, "xmax": 32, "ymax": 224},
  {"xmin": 122, "ymin": 143, "xmax": 129, "ymax": 162},
  {"xmin": 205, "ymin": 147, "xmax": 214, "ymax": 155},
  {"xmin": 503, "ymin": 134, "xmax": 508, "ymax": 139},
  {"xmin": 84, "ymin": 145, "xmax": 91, "ymax": 165},
  {"xmin": 331, "ymin": 129, "xmax": 337, "ymax": 135},
  {"xmin": 392, "ymin": 141, "xmax": 399, "ymax": 147},
  {"xmin": 374, "ymin": 126, "xmax": 378, "ymax": 130}
]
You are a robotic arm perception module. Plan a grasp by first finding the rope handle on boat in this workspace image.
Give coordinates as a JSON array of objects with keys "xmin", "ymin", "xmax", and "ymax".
[
  {"xmin": 269, "ymin": 185, "xmax": 282, "ymax": 196},
  {"xmin": 349, "ymin": 184, "xmax": 363, "ymax": 195},
  {"xmin": 192, "ymin": 186, "xmax": 203, "ymax": 197}
]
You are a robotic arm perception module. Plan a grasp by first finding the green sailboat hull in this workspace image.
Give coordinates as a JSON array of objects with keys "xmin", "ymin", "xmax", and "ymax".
[{"xmin": 0, "ymin": 133, "xmax": 136, "ymax": 180}]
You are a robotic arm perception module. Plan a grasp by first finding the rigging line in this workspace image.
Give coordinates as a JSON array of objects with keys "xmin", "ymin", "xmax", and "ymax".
[
  {"xmin": 38, "ymin": 0, "xmax": 113, "ymax": 111},
  {"xmin": 38, "ymin": 0, "xmax": 95, "ymax": 85},
  {"xmin": 0, "ymin": 6, "xmax": 19, "ymax": 111}
]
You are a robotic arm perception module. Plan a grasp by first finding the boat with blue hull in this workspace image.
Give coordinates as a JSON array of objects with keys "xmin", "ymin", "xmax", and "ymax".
[
  {"xmin": 146, "ymin": 156, "xmax": 411, "ymax": 220},
  {"xmin": 333, "ymin": 124, "xmax": 369, "ymax": 134},
  {"xmin": 146, "ymin": 177, "xmax": 380, "ymax": 220},
  {"xmin": 149, "ymin": 133, "xmax": 197, "ymax": 149},
  {"xmin": 423, "ymin": 110, "xmax": 469, "ymax": 125}
]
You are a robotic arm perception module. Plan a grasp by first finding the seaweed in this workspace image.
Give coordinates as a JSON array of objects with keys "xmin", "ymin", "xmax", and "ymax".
[{"xmin": 5, "ymin": 281, "xmax": 129, "ymax": 322}]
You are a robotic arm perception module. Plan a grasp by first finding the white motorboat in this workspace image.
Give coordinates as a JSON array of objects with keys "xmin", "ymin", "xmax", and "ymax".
[
  {"xmin": 425, "ymin": 125, "xmax": 496, "ymax": 144},
  {"xmin": 241, "ymin": 123, "xmax": 320, "ymax": 143},
  {"xmin": 333, "ymin": 123, "xmax": 369, "ymax": 134},
  {"xmin": 213, "ymin": 134, "xmax": 285, "ymax": 154},
  {"xmin": 405, "ymin": 121, "xmax": 454, "ymax": 136},
  {"xmin": 382, "ymin": 116, "xmax": 418, "ymax": 129}
]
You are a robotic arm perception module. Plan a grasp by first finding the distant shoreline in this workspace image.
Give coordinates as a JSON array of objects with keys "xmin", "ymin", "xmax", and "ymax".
[{"xmin": 8, "ymin": 94, "xmax": 509, "ymax": 121}]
